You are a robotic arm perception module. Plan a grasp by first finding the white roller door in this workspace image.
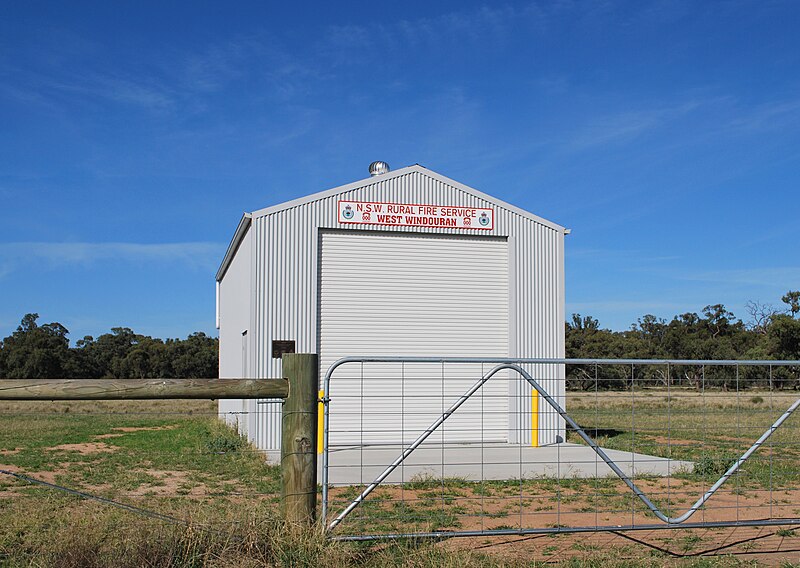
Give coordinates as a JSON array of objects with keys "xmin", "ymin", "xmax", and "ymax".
[{"xmin": 320, "ymin": 231, "xmax": 509, "ymax": 446}]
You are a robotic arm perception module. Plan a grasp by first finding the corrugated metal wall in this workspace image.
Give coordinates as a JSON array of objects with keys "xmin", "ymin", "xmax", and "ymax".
[
  {"xmin": 217, "ymin": 226, "xmax": 252, "ymax": 435},
  {"xmin": 234, "ymin": 167, "xmax": 564, "ymax": 452}
]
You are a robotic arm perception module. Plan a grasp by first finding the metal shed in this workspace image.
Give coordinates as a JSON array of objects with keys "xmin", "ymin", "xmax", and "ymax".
[{"xmin": 216, "ymin": 163, "xmax": 567, "ymax": 458}]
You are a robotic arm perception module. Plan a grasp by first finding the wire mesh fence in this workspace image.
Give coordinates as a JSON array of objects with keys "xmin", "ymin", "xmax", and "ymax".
[
  {"xmin": 2, "ymin": 358, "xmax": 800, "ymax": 562},
  {"xmin": 321, "ymin": 358, "xmax": 800, "ymax": 541}
]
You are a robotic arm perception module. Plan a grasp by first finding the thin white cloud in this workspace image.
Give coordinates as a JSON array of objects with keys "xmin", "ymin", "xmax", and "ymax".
[
  {"xmin": 177, "ymin": 34, "xmax": 317, "ymax": 98},
  {"xmin": 0, "ymin": 241, "xmax": 225, "ymax": 278},
  {"xmin": 0, "ymin": 82, "xmax": 54, "ymax": 107},
  {"xmin": 566, "ymin": 101, "xmax": 703, "ymax": 150},
  {"xmin": 397, "ymin": 4, "xmax": 518, "ymax": 46},
  {"xmin": 181, "ymin": 39, "xmax": 252, "ymax": 92},
  {"xmin": 726, "ymin": 98, "xmax": 800, "ymax": 133},
  {"xmin": 740, "ymin": 223, "xmax": 800, "ymax": 247},
  {"xmin": 678, "ymin": 267, "xmax": 800, "ymax": 288},
  {"xmin": 0, "ymin": 3, "xmax": 582, "ymax": 119},
  {"xmin": 2, "ymin": 65, "xmax": 176, "ymax": 113},
  {"xmin": 567, "ymin": 300, "xmax": 686, "ymax": 314},
  {"xmin": 567, "ymin": 247, "xmax": 681, "ymax": 263},
  {"xmin": 86, "ymin": 76, "xmax": 174, "ymax": 109},
  {"xmin": 322, "ymin": 3, "xmax": 534, "ymax": 64}
]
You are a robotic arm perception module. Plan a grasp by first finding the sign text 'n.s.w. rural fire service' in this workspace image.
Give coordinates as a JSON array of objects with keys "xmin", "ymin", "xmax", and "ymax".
[{"xmin": 338, "ymin": 200, "xmax": 494, "ymax": 230}]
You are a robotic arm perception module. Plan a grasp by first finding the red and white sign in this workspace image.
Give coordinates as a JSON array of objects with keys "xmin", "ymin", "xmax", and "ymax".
[{"xmin": 338, "ymin": 200, "xmax": 494, "ymax": 230}]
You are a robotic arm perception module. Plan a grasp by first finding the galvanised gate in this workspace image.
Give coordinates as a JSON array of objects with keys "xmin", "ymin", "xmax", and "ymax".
[{"xmin": 320, "ymin": 357, "xmax": 800, "ymax": 541}]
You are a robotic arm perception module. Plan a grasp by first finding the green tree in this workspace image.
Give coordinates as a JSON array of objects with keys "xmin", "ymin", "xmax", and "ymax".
[
  {"xmin": 565, "ymin": 314, "xmax": 628, "ymax": 390},
  {"xmin": 0, "ymin": 337, "xmax": 6, "ymax": 377},
  {"xmin": 768, "ymin": 314, "xmax": 800, "ymax": 359},
  {"xmin": 1, "ymin": 314, "xmax": 72, "ymax": 378},
  {"xmin": 115, "ymin": 336, "xmax": 167, "ymax": 379},
  {"xmin": 632, "ymin": 314, "xmax": 667, "ymax": 357},
  {"xmin": 67, "ymin": 336, "xmax": 104, "ymax": 378},
  {"xmin": 166, "ymin": 332, "xmax": 219, "ymax": 378},
  {"xmin": 782, "ymin": 290, "xmax": 800, "ymax": 317},
  {"xmin": 764, "ymin": 311, "xmax": 800, "ymax": 389}
]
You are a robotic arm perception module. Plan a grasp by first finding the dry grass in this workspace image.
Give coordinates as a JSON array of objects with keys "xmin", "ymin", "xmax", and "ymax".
[{"xmin": 2, "ymin": 394, "xmax": 800, "ymax": 566}]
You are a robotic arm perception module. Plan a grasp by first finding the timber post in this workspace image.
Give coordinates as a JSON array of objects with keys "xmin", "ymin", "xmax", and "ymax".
[
  {"xmin": 0, "ymin": 378, "xmax": 289, "ymax": 400},
  {"xmin": 280, "ymin": 353, "xmax": 319, "ymax": 525}
]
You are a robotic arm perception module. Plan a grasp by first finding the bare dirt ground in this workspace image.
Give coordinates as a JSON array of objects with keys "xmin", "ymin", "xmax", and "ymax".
[
  {"xmin": 444, "ymin": 525, "xmax": 800, "ymax": 566},
  {"xmin": 124, "ymin": 469, "xmax": 210, "ymax": 497},
  {"xmin": 0, "ymin": 421, "xmax": 258, "ymax": 503},
  {"xmin": 48, "ymin": 442, "xmax": 117, "ymax": 454},
  {"xmin": 95, "ymin": 425, "xmax": 179, "ymax": 439},
  {"xmin": 0, "ymin": 461, "xmax": 74, "ymax": 487},
  {"xmin": 328, "ymin": 477, "xmax": 800, "ymax": 565}
]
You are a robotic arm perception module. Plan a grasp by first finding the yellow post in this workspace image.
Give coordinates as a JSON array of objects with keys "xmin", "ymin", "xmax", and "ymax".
[
  {"xmin": 317, "ymin": 389, "xmax": 325, "ymax": 454},
  {"xmin": 531, "ymin": 390, "xmax": 539, "ymax": 447}
]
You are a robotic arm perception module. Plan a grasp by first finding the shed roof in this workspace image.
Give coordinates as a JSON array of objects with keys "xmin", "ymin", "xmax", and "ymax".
[
  {"xmin": 251, "ymin": 164, "xmax": 564, "ymax": 230},
  {"xmin": 217, "ymin": 164, "xmax": 566, "ymax": 281}
]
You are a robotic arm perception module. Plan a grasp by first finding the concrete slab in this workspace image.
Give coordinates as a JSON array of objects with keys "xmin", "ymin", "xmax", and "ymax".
[{"xmin": 322, "ymin": 442, "xmax": 693, "ymax": 485}]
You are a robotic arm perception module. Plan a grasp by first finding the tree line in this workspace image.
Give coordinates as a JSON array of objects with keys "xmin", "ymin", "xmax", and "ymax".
[
  {"xmin": 2, "ymin": 291, "xmax": 799, "ymax": 389},
  {"xmin": 0, "ymin": 314, "xmax": 218, "ymax": 379},
  {"xmin": 566, "ymin": 291, "xmax": 800, "ymax": 390}
]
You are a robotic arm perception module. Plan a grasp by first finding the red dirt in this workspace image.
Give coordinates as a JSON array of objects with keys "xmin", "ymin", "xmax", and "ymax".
[
  {"xmin": 110, "ymin": 425, "xmax": 179, "ymax": 433},
  {"xmin": 444, "ymin": 526, "xmax": 800, "ymax": 565},
  {"xmin": 47, "ymin": 442, "xmax": 117, "ymax": 455},
  {"xmin": 328, "ymin": 478, "xmax": 800, "ymax": 564},
  {"xmin": 0, "ymin": 463, "xmax": 75, "ymax": 495}
]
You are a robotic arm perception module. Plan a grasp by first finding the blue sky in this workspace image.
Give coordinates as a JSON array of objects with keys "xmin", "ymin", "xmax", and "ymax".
[{"xmin": 1, "ymin": 1, "xmax": 799, "ymax": 341}]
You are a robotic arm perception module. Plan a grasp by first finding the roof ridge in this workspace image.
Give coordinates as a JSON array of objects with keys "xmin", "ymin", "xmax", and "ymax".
[{"xmin": 249, "ymin": 164, "xmax": 565, "ymax": 232}]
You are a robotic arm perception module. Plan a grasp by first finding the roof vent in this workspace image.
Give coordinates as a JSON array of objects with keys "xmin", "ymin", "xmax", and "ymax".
[{"xmin": 368, "ymin": 161, "xmax": 390, "ymax": 176}]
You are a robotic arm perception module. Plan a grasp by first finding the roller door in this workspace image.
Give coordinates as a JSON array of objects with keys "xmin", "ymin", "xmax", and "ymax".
[{"xmin": 320, "ymin": 231, "xmax": 509, "ymax": 446}]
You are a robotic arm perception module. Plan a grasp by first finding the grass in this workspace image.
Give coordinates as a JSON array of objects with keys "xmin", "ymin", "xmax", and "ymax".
[
  {"xmin": 565, "ymin": 389, "xmax": 800, "ymax": 489},
  {"xmin": 325, "ymin": 388, "xmax": 800, "ymax": 546},
  {"xmin": 0, "ymin": 400, "xmax": 286, "ymax": 565},
  {"xmin": 1, "ymin": 392, "xmax": 799, "ymax": 566}
]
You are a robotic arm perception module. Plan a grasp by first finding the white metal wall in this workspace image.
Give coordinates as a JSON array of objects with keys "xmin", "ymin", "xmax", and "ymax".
[
  {"xmin": 319, "ymin": 231, "xmax": 510, "ymax": 445},
  {"xmin": 222, "ymin": 166, "xmax": 565, "ymax": 452},
  {"xmin": 217, "ymin": 226, "xmax": 252, "ymax": 436}
]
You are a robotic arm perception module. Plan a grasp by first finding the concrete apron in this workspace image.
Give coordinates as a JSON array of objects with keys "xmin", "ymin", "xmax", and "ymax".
[{"xmin": 322, "ymin": 442, "xmax": 694, "ymax": 486}]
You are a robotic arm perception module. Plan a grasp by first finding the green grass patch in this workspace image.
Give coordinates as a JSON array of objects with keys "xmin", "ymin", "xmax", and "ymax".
[{"xmin": 1, "ymin": 392, "xmax": 799, "ymax": 566}]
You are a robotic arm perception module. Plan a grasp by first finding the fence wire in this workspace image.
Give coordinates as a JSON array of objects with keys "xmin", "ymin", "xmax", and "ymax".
[
  {"xmin": 0, "ymin": 397, "xmax": 287, "ymax": 556},
  {"xmin": 321, "ymin": 358, "xmax": 800, "ymax": 541},
  {"xmin": 2, "ymin": 359, "xmax": 800, "ymax": 559}
]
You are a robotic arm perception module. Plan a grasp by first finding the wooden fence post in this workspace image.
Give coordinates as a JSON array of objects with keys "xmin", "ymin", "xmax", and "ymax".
[
  {"xmin": 281, "ymin": 353, "xmax": 318, "ymax": 525},
  {"xmin": 0, "ymin": 378, "xmax": 289, "ymax": 400}
]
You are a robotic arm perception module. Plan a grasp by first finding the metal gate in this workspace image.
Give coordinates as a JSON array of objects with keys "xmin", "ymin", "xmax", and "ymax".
[{"xmin": 321, "ymin": 357, "xmax": 800, "ymax": 540}]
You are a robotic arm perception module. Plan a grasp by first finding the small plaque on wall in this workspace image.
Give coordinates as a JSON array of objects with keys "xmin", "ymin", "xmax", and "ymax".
[{"xmin": 272, "ymin": 340, "xmax": 296, "ymax": 359}]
